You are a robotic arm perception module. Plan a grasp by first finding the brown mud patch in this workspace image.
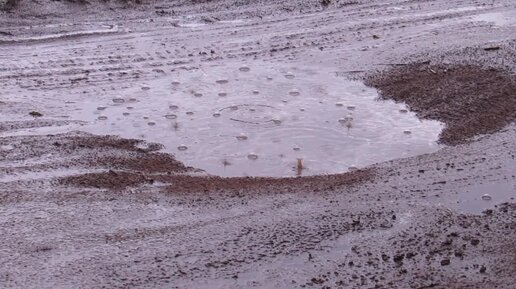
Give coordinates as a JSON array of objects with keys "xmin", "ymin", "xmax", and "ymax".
[
  {"xmin": 60, "ymin": 168, "xmax": 374, "ymax": 193},
  {"xmin": 1, "ymin": 133, "xmax": 193, "ymax": 176},
  {"xmin": 365, "ymin": 64, "xmax": 516, "ymax": 145}
]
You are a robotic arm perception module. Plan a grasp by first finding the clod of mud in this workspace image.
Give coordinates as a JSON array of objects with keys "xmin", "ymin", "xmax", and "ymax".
[{"xmin": 365, "ymin": 64, "xmax": 516, "ymax": 145}]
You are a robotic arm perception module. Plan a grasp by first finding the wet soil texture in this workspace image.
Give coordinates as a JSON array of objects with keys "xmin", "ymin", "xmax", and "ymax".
[
  {"xmin": 366, "ymin": 64, "xmax": 516, "ymax": 145},
  {"xmin": 0, "ymin": 0, "xmax": 515, "ymax": 288}
]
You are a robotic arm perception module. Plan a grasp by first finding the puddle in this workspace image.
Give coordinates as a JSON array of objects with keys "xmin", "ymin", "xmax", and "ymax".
[
  {"xmin": 469, "ymin": 11, "xmax": 516, "ymax": 27},
  {"xmin": 3, "ymin": 61, "xmax": 443, "ymax": 177},
  {"xmin": 457, "ymin": 182, "xmax": 515, "ymax": 214},
  {"xmin": 0, "ymin": 25, "xmax": 121, "ymax": 44}
]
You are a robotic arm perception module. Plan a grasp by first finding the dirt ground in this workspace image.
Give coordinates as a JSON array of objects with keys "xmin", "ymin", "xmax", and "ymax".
[{"xmin": 1, "ymin": 0, "xmax": 515, "ymax": 288}]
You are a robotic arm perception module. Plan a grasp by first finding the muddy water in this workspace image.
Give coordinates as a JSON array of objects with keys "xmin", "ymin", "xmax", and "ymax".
[
  {"xmin": 2, "ymin": 61, "xmax": 443, "ymax": 177},
  {"xmin": 457, "ymin": 182, "xmax": 516, "ymax": 214}
]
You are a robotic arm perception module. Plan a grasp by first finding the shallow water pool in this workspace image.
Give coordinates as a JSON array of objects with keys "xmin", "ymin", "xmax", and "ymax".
[{"xmin": 66, "ymin": 61, "xmax": 443, "ymax": 176}]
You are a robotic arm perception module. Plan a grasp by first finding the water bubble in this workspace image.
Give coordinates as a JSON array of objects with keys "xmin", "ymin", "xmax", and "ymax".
[
  {"xmin": 128, "ymin": 98, "xmax": 137, "ymax": 102},
  {"xmin": 97, "ymin": 106, "xmax": 107, "ymax": 111},
  {"xmin": 147, "ymin": 121, "xmax": 156, "ymax": 126},
  {"xmin": 143, "ymin": 116, "xmax": 149, "ymax": 120},
  {"xmin": 97, "ymin": 116, "xmax": 108, "ymax": 120},
  {"xmin": 249, "ymin": 108, "xmax": 256, "ymax": 112},
  {"xmin": 126, "ymin": 106, "xmax": 134, "ymax": 110},
  {"xmin": 335, "ymin": 103, "xmax": 344, "ymax": 107},
  {"xmin": 300, "ymin": 108, "xmax": 305, "ymax": 111},
  {"xmin": 236, "ymin": 134, "xmax": 248, "ymax": 141},
  {"xmin": 272, "ymin": 119, "xmax": 282, "ymax": 125},
  {"xmin": 403, "ymin": 130, "xmax": 412, "ymax": 135},
  {"xmin": 194, "ymin": 92, "xmax": 203, "ymax": 97},
  {"xmin": 212, "ymin": 113, "xmax": 221, "ymax": 117},
  {"xmin": 266, "ymin": 76, "xmax": 273, "ymax": 80},
  {"xmin": 165, "ymin": 114, "xmax": 177, "ymax": 119},
  {"xmin": 177, "ymin": 145, "xmax": 188, "ymax": 151},
  {"xmin": 285, "ymin": 72, "xmax": 295, "ymax": 79},
  {"xmin": 253, "ymin": 90, "xmax": 260, "ymax": 95},
  {"xmin": 399, "ymin": 109, "xmax": 408, "ymax": 113},
  {"xmin": 112, "ymin": 98, "xmax": 125, "ymax": 104},
  {"xmin": 347, "ymin": 105, "xmax": 356, "ymax": 111},
  {"xmin": 171, "ymin": 81, "xmax": 180, "ymax": 85},
  {"xmin": 481, "ymin": 194, "xmax": 492, "ymax": 201},
  {"xmin": 169, "ymin": 105, "xmax": 179, "ymax": 110},
  {"xmin": 186, "ymin": 111, "xmax": 194, "ymax": 115},
  {"xmin": 247, "ymin": 153, "xmax": 258, "ymax": 160},
  {"xmin": 239, "ymin": 65, "xmax": 250, "ymax": 72},
  {"xmin": 289, "ymin": 89, "xmax": 300, "ymax": 96},
  {"xmin": 282, "ymin": 100, "xmax": 288, "ymax": 103},
  {"xmin": 141, "ymin": 86, "xmax": 151, "ymax": 90},
  {"xmin": 123, "ymin": 112, "xmax": 130, "ymax": 116},
  {"xmin": 230, "ymin": 105, "xmax": 238, "ymax": 111},
  {"xmin": 293, "ymin": 147, "xmax": 301, "ymax": 151},
  {"xmin": 218, "ymin": 92, "xmax": 227, "ymax": 97},
  {"xmin": 216, "ymin": 79, "xmax": 229, "ymax": 84}
]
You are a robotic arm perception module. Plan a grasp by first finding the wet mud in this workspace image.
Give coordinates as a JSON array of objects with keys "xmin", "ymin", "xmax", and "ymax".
[
  {"xmin": 1, "ymin": 0, "xmax": 515, "ymax": 288},
  {"xmin": 61, "ymin": 168, "xmax": 374, "ymax": 192},
  {"xmin": 366, "ymin": 64, "xmax": 516, "ymax": 145}
]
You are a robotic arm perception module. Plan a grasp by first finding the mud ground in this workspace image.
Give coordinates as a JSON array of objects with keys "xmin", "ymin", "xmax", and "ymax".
[
  {"xmin": 365, "ymin": 64, "xmax": 516, "ymax": 145},
  {"xmin": 1, "ymin": 0, "xmax": 515, "ymax": 288}
]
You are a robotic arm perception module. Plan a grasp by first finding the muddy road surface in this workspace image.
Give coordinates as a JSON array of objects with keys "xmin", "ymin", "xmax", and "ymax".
[{"xmin": 1, "ymin": 0, "xmax": 515, "ymax": 288}]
